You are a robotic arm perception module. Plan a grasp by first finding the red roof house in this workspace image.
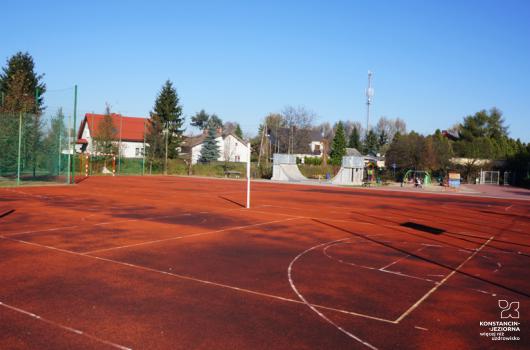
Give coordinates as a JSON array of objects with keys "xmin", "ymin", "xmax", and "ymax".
[
  {"xmin": 77, "ymin": 113, "xmax": 149, "ymax": 157},
  {"xmin": 77, "ymin": 113, "xmax": 148, "ymax": 142}
]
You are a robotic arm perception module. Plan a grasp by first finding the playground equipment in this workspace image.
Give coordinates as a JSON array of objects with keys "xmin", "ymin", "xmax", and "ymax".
[
  {"xmin": 271, "ymin": 154, "xmax": 364, "ymax": 185},
  {"xmin": 365, "ymin": 161, "xmax": 377, "ymax": 183},
  {"xmin": 331, "ymin": 156, "xmax": 364, "ymax": 185},
  {"xmin": 271, "ymin": 154, "xmax": 308, "ymax": 182},
  {"xmin": 402, "ymin": 169, "xmax": 432, "ymax": 186}
]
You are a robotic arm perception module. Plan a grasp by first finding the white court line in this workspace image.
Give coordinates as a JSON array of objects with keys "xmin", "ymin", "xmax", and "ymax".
[
  {"xmin": 378, "ymin": 247, "xmax": 425, "ymax": 270},
  {"xmin": 4, "ymin": 207, "xmax": 245, "ymax": 238},
  {"xmin": 83, "ymin": 216, "xmax": 305, "ymax": 254},
  {"xmin": 394, "ymin": 236, "xmax": 494, "ymax": 323},
  {"xmin": 0, "ymin": 233, "xmax": 395, "ymax": 323},
  {"xmin": 4, "ymin": 226, "xmax": 80, "ymax": 237},
  {"xmin": 323, "ymin": 242, "xmax": 437, "ymax": 284},
  {"xmin": 0, "ymin": 300, "xmax": 131, "ymax": 350},
  {"xmin": 288, "ymin": 238, "xmax": 379, "ymax": 349}
]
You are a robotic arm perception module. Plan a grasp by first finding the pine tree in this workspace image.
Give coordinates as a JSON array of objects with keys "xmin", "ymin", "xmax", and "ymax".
[
  {"xmin": 0, "ymin": 52, "xmax": 46, "ymax": 114},
  {"xmin": 348, "ymin": 126, "xmax": 361, "ymax": 150},
  {"xmin": 363, "ymin": 129, "xmax": 379, "ymax": 155},
  {"xmin": 0, "ymin": 52, "xmax": 46, "ymax": 176},
  {"xmin": 235, "ymin": 123, "xmax": 243, "ymax": 139},
  {"xmin": 330, "ymin": 122, "xmax": 347, "ymax": 165},
  {"xmin": 146, "ymin": 113, "xmax": 165, "ymax": 163},
  {"xmin": 191, "ymin": 110, "xmax": 209, "ymax": 129},
  {"xmin": 151, "ymin": 80, "xmax": 184, "ymax": 158},
  {"xmin": 200, "ymin": 124, "xmax": 220, "ymax": 163},
  {"xmin": 378, "ymin": 129, "xmax": 388, "ymax": 148}
]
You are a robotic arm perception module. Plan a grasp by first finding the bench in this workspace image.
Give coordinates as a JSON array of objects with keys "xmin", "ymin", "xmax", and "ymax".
[{"xmin": 225, "ymin": 170, "xmax": 242, "ymax": 178}]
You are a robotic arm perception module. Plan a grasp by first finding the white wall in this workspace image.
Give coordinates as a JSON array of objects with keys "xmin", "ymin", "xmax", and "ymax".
[
  {"xmin": 223, "ymin": 135, "xmax": 249, "ymax": 163},
  {"xmin": 191, "ymin": 135, "xmax": 249, "ymax": 164},
  {"xmin": 309, "ymin": 141, "xmax": 323, "ymax": 155},
  {"xmin": 120, "ymin": 141, "xmax": 145, "ymax": 158}
]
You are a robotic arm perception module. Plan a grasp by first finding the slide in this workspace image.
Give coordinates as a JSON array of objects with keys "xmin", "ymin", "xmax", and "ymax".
[{"xmin": 272, "ymin": 164, "xmax": 309, "ymax": 182}]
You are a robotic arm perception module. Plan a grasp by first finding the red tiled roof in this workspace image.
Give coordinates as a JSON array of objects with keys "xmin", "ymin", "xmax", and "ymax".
[{"xmin": 78, "ymin": 113, "xmax": 148, "ymax": 142}]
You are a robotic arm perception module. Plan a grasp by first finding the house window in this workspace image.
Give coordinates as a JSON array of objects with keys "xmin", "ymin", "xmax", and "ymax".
[
  {"xmin": 314, "ymin": 144, "xmax": 320, "ymax": 151},
  {"xmin": 235, "ymin": 155, "xmax": 240, "ymax": 162},
  {"xmin": 135, "ymin": 147, "xmax": 143, "ymax": 157}
]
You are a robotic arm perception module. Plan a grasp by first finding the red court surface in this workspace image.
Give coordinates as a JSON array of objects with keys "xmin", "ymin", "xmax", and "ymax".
[{"xmin": 1, "ymin": 176, "xmax": 529, "ymax": 349}]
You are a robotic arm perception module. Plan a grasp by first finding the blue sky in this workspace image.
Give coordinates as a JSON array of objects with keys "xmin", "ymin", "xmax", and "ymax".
[{"xmin": 2, "ymin": 0, "xmax": 529, "ymax": 140}]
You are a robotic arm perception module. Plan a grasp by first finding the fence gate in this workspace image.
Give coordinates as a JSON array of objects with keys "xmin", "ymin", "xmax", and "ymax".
[
  {"xmin": 480, "ymin": 170, "xmax": 500, "ymax": 185},
  {"xmin": 503, "ymin": 171, "xmax": 511, "ymax": 186}
]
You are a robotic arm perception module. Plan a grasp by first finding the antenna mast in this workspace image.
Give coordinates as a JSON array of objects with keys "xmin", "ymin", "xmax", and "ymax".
[{"xmin": 365, "ymin": 71, "xmax": 374, "ymax": 136}]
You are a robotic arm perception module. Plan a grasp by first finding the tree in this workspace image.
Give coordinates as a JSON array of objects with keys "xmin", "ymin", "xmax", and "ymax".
[
  {"xmin": 374, "ymin": 116, "xmax": 406, "ymax": 146},
  {"xmin": 363, "ymin": 129, "xmax": 379, "ymax": 155},
  {"xmin": 145, "ymin": 113, "xmax": 165, "ymax": 166},
  {"xmin": 348, "ymin": 126, "xmax": 361, "ymax": 150},
  {"xmin": 42, "ymin": 108, "xmax": 68, "ymax": 174},
  {"xmin": 199, "ymin": 124, "xmax": 220, "ymax": 163},
  {"xmin": 385, "ymin": 132, "xmax": 425, "ymax": 171},
  {"xmin": 235, "ymin": 123, "xmax": 243, "ymax": 139},
  {"xmin": 378, "ymin": 129, "xmax": 388, "ymax": 148},
  {"xmin": 0, "ymin": 52, "xmax": 46, "ymax": 114},
  {"xmin": 0, "ymin": 53, "xmax": 48, "ymax": 177},
  {"xmin": 281, "ymin": 105, "xmax": 316, "ymax": 154},
  {"xmin": 151, "ymin": 80, "xmax": 184, "ymax": 158},
  {"xmin": 329, "ymin": 122, "xmax": 346, "ymax": 165},
  {"xmin": 94, "ymin": 105, "xmax": 118, "ymax": 156},
  {"xmin": 453, "ymin": 108, "xmax": 514, "ymax": 161},
  {"xmin": 208, "ymin": 114, "xmax": 223, "ymax": 129},
  {"xmin": 192, "ymin": 110, "xmax": 223, "ymax": 131},
  {"xmin": 431, "ymin": 129, "xmax": 453, "ymax": 174},
  {"xmin": 191, "ymin": 109, "xmax": 209, "ymax": 129}
]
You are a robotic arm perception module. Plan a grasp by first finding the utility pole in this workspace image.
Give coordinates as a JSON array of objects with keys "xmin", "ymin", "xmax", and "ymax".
[
  {"xmin": 164, "ymin": 122, "xmax": 169, "ymax": 175},
  {"xmin": 142, "ymin": 118, "xmax": 146, "ymax": 175},
  {"xmin": 118, "ymin": 113, "xmax": 123, "ymax": 175},
  {"xmin": 365, "ymin": 71, "xmax": 374, "ymax": 136}
]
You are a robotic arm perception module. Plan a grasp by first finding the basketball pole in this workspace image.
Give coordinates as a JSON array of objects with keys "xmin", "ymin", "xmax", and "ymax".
[{"xmin": 246, "ymin": 142, "xmax": 251, "ymax": 209}]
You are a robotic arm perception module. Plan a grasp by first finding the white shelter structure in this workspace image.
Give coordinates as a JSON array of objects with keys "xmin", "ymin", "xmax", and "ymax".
[
  {"xmin": 271, "ymin": 153, "xmax": 364, "ymax": 185},
  {"xmin": 271, "ymin": 154, "xmax": 307, "ymax": 181}
]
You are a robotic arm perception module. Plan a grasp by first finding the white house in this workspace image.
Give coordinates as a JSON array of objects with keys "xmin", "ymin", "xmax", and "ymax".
[
  {"xmin": 77, "ymin": 113, "xmax": 147, "ymax": 157},
  {"xmin": 184, "ymin": 131, "xmax": 249, "ymax": 164}
]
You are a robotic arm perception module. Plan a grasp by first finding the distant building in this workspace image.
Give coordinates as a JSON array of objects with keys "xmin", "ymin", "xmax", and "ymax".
[
  {"xmin": 442, "ymin": 130, "xmax": 459, "ymax": 141},
  {"xmin": 77, "ymin": 113, "xmax": 147, "ymax": 157},
  {"xmin": 268, "ymin": 128, "xmax": 325, "ymax": 159},
  {"xmin": 181, "ymin": 130, "xmax": 249, "ymax": 164}
]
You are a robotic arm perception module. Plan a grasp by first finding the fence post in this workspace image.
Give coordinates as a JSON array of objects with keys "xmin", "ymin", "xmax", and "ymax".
[
  {"xmin": 16, "ymin": 112, "xmax": 23, "ymax": 185},
  {"xmin": 71, "ymin": 85, "xmax": 77, "ymax": 184}
]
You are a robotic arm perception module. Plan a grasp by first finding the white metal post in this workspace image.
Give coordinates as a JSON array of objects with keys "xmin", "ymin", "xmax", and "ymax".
[{"xmin": 246, "ymin": 142, "xmax": 251, "ymax": 209}]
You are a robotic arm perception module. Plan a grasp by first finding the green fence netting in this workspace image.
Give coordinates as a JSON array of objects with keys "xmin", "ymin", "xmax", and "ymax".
[{"xmin": 0, "ymin": 87, "xmax": 77, "ymax": 186}]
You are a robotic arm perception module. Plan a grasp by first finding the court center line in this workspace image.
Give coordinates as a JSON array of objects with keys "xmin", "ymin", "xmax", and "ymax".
[
  {"xmin": 394, "ymin": 236, "xmax": 494, "ymax": 323},
  {"xmin": 0, "ymin": 300, "xmax": 131, "ymax": 350},
  {"xmin": 0, "ymin": 233, "xmax": 395, "ymax": 324}
]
